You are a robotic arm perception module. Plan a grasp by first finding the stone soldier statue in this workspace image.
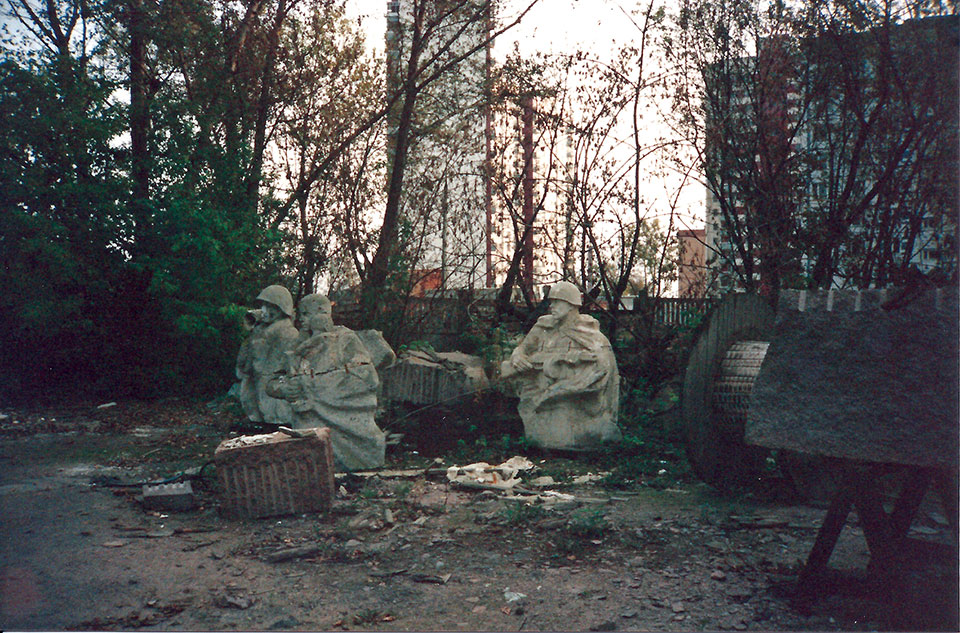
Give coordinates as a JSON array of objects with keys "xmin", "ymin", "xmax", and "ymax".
[
  {"xmin": 235, "ymin": 285, "xmax": 299, "ymax": 425},
  {"xmin": 501, "ymin": 281, "xmax": 621, "ymax": 449},
  {"xmin": 267, "ymin": 294, "xmax": 386, "ymax": 471}
]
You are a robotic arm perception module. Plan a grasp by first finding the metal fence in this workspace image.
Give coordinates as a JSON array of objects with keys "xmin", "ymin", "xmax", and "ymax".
[{"xmin": 653, "ymin": 297, "xmax": 716, "ymax": 326}]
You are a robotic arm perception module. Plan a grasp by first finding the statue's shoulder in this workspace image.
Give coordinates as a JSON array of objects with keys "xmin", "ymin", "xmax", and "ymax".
[
  {"xmin": 533, "ymin": 315, "xmax": 558, "ymax": 329},
  {"xmin": 332, "ymin": 325, "xmax": 359, "ymax": 338},
  {"xmin": 576, "ymin": 314, "xmax": 601, "ymax": 330},
  {"xmin": 576, "ymin": 314, "xmax": 602, "ymax": 336},
  {"xmin": 265, "ymin": 318, "xmax": 298, "ymax": 338}
]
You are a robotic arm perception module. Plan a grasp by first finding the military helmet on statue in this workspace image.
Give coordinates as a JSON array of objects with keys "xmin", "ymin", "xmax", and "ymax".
[
  {"xmin": 547, "ymin": 281, "xmax": 583, "ymax": 307},
  {"xmin": 299, "ymin": 293, "xmax": 332, "ymax": 315},
  {"xmin": 256, "ymin": 285, "xmax": 295, "ymax": 317}
]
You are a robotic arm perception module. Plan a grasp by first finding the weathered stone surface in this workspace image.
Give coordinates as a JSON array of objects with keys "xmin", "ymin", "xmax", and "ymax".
[
  {"xmin": 501, "ymin": 281, "xmax": 620, "ymax": 449},
  {"xmin": 355, "ymin": 329, "xmax": 396, "ymax": 372},
  {"xmin": 381, "ymin": 349, "xmax": 489, "ymax": 406},
  {"xmin": 266, "ymin": 294, "xmax": 385, "ymax": 471},
  {"xmin": 214, "ymin": 428, "xmax": 335, "ymax": 519},
  {"xmin": 746, "ymin": 287, "xmax": 959, "ymax": 468},
  {"xmin": 235, "ymin": 285, "xmax": 299, "ymax": 426}
]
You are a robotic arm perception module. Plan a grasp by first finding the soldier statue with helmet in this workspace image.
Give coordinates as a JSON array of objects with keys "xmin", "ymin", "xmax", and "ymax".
[
  {"xmin": 235, "ymin": 285, "xmax": 300, "ymax": 425},
  {"xmin": 266, "ymin": 293, "xmax": 387, "ymax": 471},
  {"xmin": 501, "ymin": 281, "xmax": 621, "ymax": 449}
]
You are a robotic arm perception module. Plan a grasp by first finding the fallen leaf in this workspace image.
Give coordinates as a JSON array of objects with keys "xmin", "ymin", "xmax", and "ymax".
[{"xmin": 501, "ymin": 607, "xmax": 511, "ymax": 615}]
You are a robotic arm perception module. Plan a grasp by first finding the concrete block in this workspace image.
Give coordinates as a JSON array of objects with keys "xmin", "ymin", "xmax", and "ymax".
[{"xmin": 142, "ymin": 481, "xmax": 196, "ymax": 512}]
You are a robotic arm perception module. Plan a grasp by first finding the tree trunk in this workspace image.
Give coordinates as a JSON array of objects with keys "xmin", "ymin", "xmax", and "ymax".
[{"xmin": 128, "ymin": 0, "xmax": 150, "ymax": 251}]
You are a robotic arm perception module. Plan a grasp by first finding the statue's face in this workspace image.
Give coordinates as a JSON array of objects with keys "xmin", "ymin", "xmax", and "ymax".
[
  {"xmin": 306, "ymin": 311, "xmax": 334, "ymax": 333},
  {"xmin": 548, "ymin": 298, "xmax": 576, "ymax": 320},
  {"xmin": 258, "ymin": 302, "xmax": 283, "ymax": 324}
]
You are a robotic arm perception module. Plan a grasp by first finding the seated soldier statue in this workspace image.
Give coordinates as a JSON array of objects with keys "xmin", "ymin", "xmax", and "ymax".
[
  {"xmin": 267, "ymin": 293, "xmax": 386, "ymax": 471},
  {"xmin": 501, "ymin": 281, "xmax": 621, "ymax": 449},
  {"xmin": 235, "ymin": 285, "xmax": 299, "ymax": 426}
]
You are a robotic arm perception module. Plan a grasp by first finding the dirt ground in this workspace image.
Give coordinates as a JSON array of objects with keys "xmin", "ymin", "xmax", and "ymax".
[{"xmin": 0, "ymin": 399, "xmax": 956, "ymax": 632}]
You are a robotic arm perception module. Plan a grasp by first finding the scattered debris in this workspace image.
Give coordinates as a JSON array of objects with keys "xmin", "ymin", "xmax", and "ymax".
[
  {"xmin": 446, "ymin": 456, "xmax": 534, "ymax": 491},
  {"xmin": 727, "ymin": 516, "xmax": 789, "ymax": 530},
  {"xmin": 528, "ymin": 476, "xmax": 556, "ymax": 487},
  {"xmin": 265, "ymin": 545, "xmax": 322, "ymax": 563},
  {"xmin": 214, "ymin": 593, "xmax": 254, "ymax": 610},
  {"xmin": 570, "ymin": 473, "xmax": 607, "ymax": 485},
  {"xmin": 102, "ymin": 540, "xmax": 126, "ymax": 548},
  {"xmin": 503, "ymin": 589, "xmax": 527, "ymax": 603},
  {"xmin": 410, "ymin": 572, "xmax": 451, "ymax": 584}
]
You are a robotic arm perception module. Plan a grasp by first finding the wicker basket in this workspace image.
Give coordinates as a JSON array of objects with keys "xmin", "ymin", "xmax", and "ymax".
[{"xmin": 214, "ymin": 428, "xmax": 335, "ymax": 519}]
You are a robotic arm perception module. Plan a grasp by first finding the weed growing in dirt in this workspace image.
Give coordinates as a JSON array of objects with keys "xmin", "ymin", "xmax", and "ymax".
[
  {"xmin": 494, "ymin": 501, "xmax": 546, "ymax": 526},
  {"xmin": 349, "ymin": 609, "xmax": 394, "ymax": 626},
  {"xmin": 564, "ymin": 508, "xmax": 609, "ymax": 539},
  {"xmin": 550, "ymin": 509, "xmax": 610, "ymax": 555},
  {"xmin": 358, "ymin": 487, "xmax": 379, "ymax": 500}
]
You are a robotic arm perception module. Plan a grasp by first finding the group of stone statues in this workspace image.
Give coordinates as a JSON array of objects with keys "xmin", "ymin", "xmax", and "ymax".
[{"xmin": 234, "ymin": 281, "xmax": 620, "ymax": 471}]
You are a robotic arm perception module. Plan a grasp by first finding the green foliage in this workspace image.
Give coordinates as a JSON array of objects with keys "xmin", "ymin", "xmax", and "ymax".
[
  {"xmin": 549, "ymin": 509, "xmax": 610, "ymax": 556},
  {"xmin": 397, "ymin": 340, "xmax": 436, "ymax": 354},
  {"xmin": 495, "ymin": 501, "xmax": 546, "ymax": 526},
  {"xmin": 459, "ymin": 320, "xmax": 518, "ymax": 376},
  {"xmin": 564, "ymin": 508, "xmax": 609, "ymax": 539},
  {"xmin": 451, "ymin": 430, "xmax": 531, "ymax": 466},
  {"xmin": 0, "ymin": 2, "xmax": 294, "ymax": 401}
]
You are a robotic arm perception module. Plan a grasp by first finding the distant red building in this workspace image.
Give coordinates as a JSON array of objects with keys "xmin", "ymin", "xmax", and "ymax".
[{"xmin": 677, "ymin": 229, "xmax": 707, "ymax": 298}]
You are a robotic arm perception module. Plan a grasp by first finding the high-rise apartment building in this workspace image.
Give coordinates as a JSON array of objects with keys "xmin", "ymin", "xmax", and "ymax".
[
  {"xmin": 385, "ymin": 0, "xmax": 492, "ymax": 290},
  {"xmin": 703, "ymin": 16, "xmax": 958, "ymax": 295}
]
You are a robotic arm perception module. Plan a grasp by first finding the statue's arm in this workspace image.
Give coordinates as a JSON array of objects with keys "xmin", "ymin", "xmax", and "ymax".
[{"xmin": 533, "ymin": 350, "xmax": 613, "ymax": 409}]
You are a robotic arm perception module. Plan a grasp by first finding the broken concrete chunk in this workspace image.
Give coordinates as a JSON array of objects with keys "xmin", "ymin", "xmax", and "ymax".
[
  {"xmin": 142, "ymin": 481, "xmax": 196, "ymax": 512},
  {"xmin": 381, "ymin": 350, "xmax": 489, "ymax": 405},
  {"xmin": 355, "ymin": 329, "xmax": 397, "ymax": 371}
]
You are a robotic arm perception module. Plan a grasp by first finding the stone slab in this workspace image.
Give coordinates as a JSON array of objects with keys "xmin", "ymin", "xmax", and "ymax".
[{"xmin": 746, "ymin": 287, "xmax": 959, "ymax": 468}]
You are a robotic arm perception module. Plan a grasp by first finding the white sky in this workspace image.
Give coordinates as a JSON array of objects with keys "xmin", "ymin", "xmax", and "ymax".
[
  {"xmin": 345, "ymin": 0, "xmax": 704, "ymax": 231},
  {"xmin": 345, "ymin": 0, "xmax": 651, "ymax": 57}
]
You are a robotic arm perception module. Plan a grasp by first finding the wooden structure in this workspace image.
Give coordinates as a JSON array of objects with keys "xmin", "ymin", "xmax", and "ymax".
[{"xmin": 214, "ymin": 428, "xmax": 336, "ymax": 519}]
